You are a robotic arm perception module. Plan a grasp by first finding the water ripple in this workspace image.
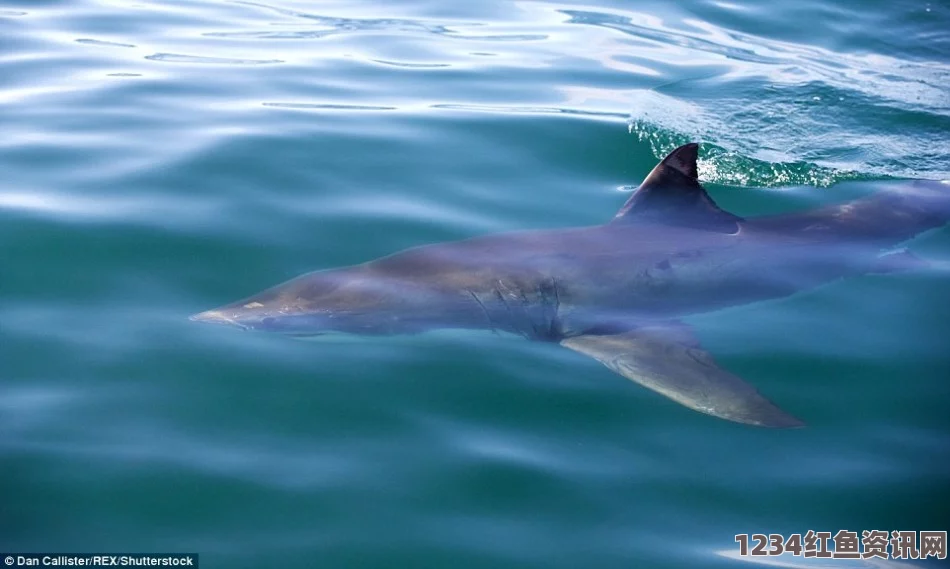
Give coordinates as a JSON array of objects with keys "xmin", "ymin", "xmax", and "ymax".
[
  {"xmin": 561, "ymin": 9, "xmax": 784, "ymax": 65},
  {"xmin": 221, "ymin": 0, "xmax": 546, "ymax": 42},
  {"xmin": 371, "ymin": 59, "xmax": 450, "ymax": 69},
  {"xmin": 262, "ymin": 102, "xmax": 397, "ymax": 111},
  {"xmin": 75, "ymin": 38, "xmax": 135, "ymax": 48},
  {"xmin": 145, "ymin": 52, "xmax": 283, "ymax": 65},
  {"xmin": 430, "ymin": 103, "xmax": 628, "ymax": 120}
]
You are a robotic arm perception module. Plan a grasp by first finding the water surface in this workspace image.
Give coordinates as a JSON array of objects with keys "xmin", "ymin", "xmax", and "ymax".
[{"xmin": 2, "ymin": 0, "xmax": 949, "ymax": 567}]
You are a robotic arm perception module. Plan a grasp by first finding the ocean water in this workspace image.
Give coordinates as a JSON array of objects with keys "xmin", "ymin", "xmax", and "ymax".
[{"xmin": 2, "ymin": 0, "xmax": 949, "ymax": 567}]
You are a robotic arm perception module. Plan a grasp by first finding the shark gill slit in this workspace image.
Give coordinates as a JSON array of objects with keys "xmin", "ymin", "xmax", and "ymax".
[
  {"xmin": 516, "ymin": 287, "xmax": 544, "ymax": 339},
  {"xmin": 468, "ymin": 290, "xmax": 498, "ymax": 335}
]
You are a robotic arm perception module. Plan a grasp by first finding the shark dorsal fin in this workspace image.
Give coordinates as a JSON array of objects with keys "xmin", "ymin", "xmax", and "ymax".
[{"xmin": 612, "ymin": 143, "xmax": 742, "ymax": 233}]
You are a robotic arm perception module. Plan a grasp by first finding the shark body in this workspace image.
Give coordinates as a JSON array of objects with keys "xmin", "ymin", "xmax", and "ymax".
[{"xmin": 193, "ymin": 143, "xmax": 950, "ymax": 427}]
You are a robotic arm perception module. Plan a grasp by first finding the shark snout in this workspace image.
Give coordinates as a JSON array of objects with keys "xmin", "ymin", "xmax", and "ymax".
[
  {"xmin": 189, "ymin": 309, "xmax": 250, "ymax": 330},
  {"xmin": 190, "ymin": 304, "xmax": 340, "ymax": 334}
]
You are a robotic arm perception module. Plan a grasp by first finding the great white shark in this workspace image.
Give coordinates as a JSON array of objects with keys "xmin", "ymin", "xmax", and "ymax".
[{"xmin": 192, "ymin": 143, "xmax": 950, "ymax": 427}]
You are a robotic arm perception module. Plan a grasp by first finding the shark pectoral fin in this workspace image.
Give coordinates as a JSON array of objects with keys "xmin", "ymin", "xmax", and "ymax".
[{"xmin": 560, "ymin": 324, "xmax": 804, "ymax": 428}]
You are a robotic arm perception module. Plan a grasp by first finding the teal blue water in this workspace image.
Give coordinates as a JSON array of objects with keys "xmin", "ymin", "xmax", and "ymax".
[{"xmin": 2, "ymin": 1, "xmax": 949, "ymax": 567}]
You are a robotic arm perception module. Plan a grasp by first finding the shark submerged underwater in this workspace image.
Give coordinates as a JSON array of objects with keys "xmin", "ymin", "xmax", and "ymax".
[{"xmin": 192, "ymin": 143, "xmax": 950, "ymax": 428}]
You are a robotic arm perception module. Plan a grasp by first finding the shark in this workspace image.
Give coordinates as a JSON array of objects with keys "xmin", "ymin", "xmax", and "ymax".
[{"xmin": 192, "ymin": 143, "xmax": 950, "ymax": 427}]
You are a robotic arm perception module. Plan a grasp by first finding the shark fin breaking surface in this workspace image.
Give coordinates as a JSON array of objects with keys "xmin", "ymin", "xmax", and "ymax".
[{"xmin": 613, "ymin": 143, "xmax": 743, "ymax": 233}]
